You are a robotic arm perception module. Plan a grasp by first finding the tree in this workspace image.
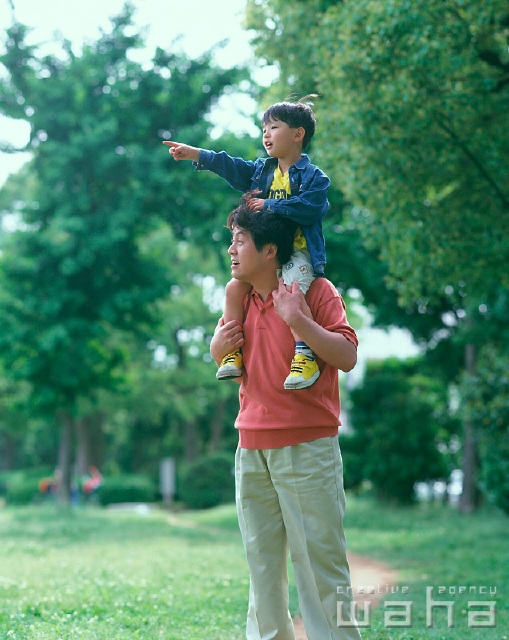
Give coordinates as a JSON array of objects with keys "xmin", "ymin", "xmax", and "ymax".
[
  {"xmin": 0, "ymin": 3, "xmax": 246, "ymax": 500},
  {"xmin": 346, "ymin": 357, "xmax": 452, "ymax": 504},
  {"xmin": 246, "ymin": 0, "xmax": 509, "ymax": 297},
  {"xmin": 98, "ymin": 226, "xmax": 241, "ymax": 474},
  {"xmin": 246, "ymin": 0, "xmax": 509, "ymax": 511}
]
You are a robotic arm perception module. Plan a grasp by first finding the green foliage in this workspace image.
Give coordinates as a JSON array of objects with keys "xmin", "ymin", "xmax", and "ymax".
[
  {"xmin": 4, "ymin": 474, "xmax": 42, "ymax": 505},
  {"xmin": 0, "ymin": 4, "xmax": 254, "ymax": 484},
  {"xmin": 337, "ymin": 432, "xmax": 367, "ymax": 493},
  {"xmin": 180, "ymin": 451, "xmax": 235, "ymax": 510},
  {"xmin": 0, "ymin": 4, "xmax": 245, "ymax": 415},
  {"xmin": 0, "ymin": 466, "xmax": 54, "ymax": 504},
  {"xmin": 246, "ymin": 0, "xmax": 509, "ymax": 515},
  {"xmin": 347, "ymin": 358, "xmax": 450, "ymax": 503},
  {"xmin": 460, "ymin": 344, "xmax": 509, "ymax": 513},
  {"xmin": 246, "ymin": 0, "xmax": 509, "ymax": 302},
  {"xmin": 96, "ymin": 474, "xmax": 158, "ymax": 505}
]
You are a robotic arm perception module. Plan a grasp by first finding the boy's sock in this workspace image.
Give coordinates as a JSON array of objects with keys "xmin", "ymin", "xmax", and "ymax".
[
  {"xmin": 295, "ymin": 342, "xmax": 314, "ymax": 359},
  {"xmin": 284, "ymin": 342, "xmax": 320, "ymax": 390},
  {"xmin": 216, "ymin": 349, "xmax": 243, "ymax": 381}
]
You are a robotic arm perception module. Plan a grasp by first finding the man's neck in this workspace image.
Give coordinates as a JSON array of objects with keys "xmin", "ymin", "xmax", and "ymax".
[{"xmin": 250, "ymin": 272, "xmax": 279, "ymax": 302}]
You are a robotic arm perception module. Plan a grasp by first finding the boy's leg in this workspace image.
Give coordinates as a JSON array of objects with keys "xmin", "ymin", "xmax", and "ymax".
[
  {"xmin": 235, "ymin": 447, "xmax": 296, "ymax": 640},
  {"xmin": 217, "ymin": 279, "xmax": 251, "ymax": 380},
  {"xmin": 278, "ymin": 250, "xmax": 320, "ymax": 390},
  {"xmin": 267, "ymin": 438, "xmax": 362, "ymax": 640}
]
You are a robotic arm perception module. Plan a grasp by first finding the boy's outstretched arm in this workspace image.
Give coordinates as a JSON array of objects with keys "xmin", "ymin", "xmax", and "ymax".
[{"xmin": 163, "ymin": 141, "xmax": 200, "ymax": 162}]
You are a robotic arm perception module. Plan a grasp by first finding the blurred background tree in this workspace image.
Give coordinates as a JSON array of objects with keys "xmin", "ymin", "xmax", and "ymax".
[
  {"xmin": 0, "ymin": 0, "xmax": 507, "ymax": 513},
  {"xmin": 245, "ymin": 0, "xmax": 509, "ymax": 513},
  {"xmin": 0, "ymin": 4, "xmax": 251, "ymax": 503},
  {"xmin": 342, "ymin": 357, "xmax": 457, "ymax": 504}
]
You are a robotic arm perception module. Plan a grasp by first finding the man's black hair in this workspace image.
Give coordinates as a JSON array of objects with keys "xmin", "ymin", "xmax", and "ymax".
[
  {"xmin": 262, "ymin": 95, "xmax": 318, "ymax": 150},
  {"xmin": 227, "ymin": 199, "xmax": 297, "ymax": 266}
]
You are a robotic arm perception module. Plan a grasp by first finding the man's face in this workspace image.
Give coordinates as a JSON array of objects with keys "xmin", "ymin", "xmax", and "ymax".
[{"xmin": 229, "ymin": 226, "xmax": 267, "ymax": 283}]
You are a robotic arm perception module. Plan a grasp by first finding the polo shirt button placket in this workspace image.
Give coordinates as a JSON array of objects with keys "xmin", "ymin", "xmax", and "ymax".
[{"xmin": 258, "ymin": 305, "xmax": 268, "ymax": 330}]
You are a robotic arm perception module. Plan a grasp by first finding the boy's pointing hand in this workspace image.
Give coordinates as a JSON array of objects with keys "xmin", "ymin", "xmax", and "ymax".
[{"xmin": 162, "ymin": 141, "xmax": 200, "ymax": 162}]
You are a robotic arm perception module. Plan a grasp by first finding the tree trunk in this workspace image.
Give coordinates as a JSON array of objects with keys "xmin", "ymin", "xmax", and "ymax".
[
  {"xmin": 0, "ymin": 432, "xmax": 16, "ymax": 471},
  {"xmin": 75, "ymin": 412, "xmax": 105, "ymax": 475},
  {"xmin": 75, "ymin": 416, "xmax": 91, "ymax": 477},
  {"xmin": 209, "ymin": 399, "xmax": 226, "ymax": 452},
  {"xmin": 459, "ymin": 343, "xmax": 479, "ymax": 513},
  {"xmin": 57, "ymin": 411, "xmax": 74, "ymax": 505},
  {"xmin": 184, "ymin": 419, "xmax": 199, "ymax": 462}
]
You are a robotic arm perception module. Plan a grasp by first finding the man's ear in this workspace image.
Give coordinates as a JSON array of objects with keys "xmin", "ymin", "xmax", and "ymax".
[{"xmin": 264, "ymin": 243, "xmax": 278, "ymax": 260}]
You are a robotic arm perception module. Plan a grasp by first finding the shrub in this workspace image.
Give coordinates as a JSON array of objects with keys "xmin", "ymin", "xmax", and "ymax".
[
  {"xmin": 338, "ymin": 434, "xmax": 366, "ymax": 492},
  {"xmin": 5, "ymin": 475, "xmax": 44, "ymax": 505},
  {"xmin": 349, "ymin": 357, "xmax": 449, "ymax": 504},
  {"xmin": 180, "ymin": 452, "xmax": 235, "ymax": 510},
  {"xmin": 2, "ymin": 467, "xmax": 55, "ymax": 504},
  {"xmin": 95, "ymin": 474, "xmax": 158, "ymax": 505}
]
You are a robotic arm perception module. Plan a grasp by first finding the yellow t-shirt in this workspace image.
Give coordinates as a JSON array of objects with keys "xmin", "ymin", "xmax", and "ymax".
[{"xmin": 269, "ymin": 166, "xmax": 307, "ymax": 250}]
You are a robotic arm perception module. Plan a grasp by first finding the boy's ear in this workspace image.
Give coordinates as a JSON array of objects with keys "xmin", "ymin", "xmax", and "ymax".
[{"xmin": 294, "ymin": 127, "xmax": 305, "ymax": 143}]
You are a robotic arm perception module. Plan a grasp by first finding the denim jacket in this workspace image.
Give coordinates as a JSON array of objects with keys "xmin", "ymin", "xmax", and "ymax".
[{"xmin": 194, "ymin": 150, "xmax": 329, "ymax": 275}]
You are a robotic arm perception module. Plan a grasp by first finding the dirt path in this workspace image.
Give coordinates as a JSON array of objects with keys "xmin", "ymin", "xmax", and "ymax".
[{"xmin": 293, "ymin": 551, "xmax": 398, "ymax": 640}]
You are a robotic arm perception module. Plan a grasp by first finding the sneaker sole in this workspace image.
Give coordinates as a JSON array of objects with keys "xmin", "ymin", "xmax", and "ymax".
[
  {"xmin": 216, "ymin": 370, "xmax": 243, "ymax": 380},
  {"xmin": 284, "ymin": 371, "xmax": 320, "ymax": 390}
]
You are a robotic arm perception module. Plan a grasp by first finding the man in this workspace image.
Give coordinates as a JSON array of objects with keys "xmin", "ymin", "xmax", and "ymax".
[{"xmin": 210, "ymin": 202, "xmax": 362, "ymax": 640}]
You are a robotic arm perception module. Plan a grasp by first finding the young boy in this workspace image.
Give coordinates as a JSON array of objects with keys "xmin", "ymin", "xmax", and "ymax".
[{"xmin": 164, "ymin": 96, "xmax": 330, "ymax": 390}]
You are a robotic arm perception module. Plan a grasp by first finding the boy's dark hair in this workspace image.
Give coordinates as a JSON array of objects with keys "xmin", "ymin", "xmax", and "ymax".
[
  {"xmin": 227, "ymin": 198, "xmax": 297, "ymax": 265},
  {"xmin": 262, "ymin": 94, "xmax": 318, "ymax": 150}
]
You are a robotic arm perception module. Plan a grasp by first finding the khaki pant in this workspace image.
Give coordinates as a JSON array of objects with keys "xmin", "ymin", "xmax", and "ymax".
[{"xmin": 235, "ymin": 437, "xmax": 362, "ymax": 640}]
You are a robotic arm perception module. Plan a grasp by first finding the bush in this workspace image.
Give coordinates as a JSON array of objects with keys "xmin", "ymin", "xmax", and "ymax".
[
  {"xmin": 5, "ymin": 475, "xmax": 44, "ymax": 505},
  {"xmin": 349, "ymin": 357, "xmax": 449, "ymax": 504},
  {"xmin": 180, "ymin": 452, "xmax": 235, "ymax": 510},
  {"xmin": 96, "ymin": 474, "xmax": 158, "ymax": 505},
  {"xmin": 338, "ymin": 434, "xmax": 367, "ymax": 492},
  {"xmin": 1, "ymin": 467, "xmax": 55, "ymax": 504}
]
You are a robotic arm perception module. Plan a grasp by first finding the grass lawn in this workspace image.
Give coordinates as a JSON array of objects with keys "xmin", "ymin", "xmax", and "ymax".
[
  {"xmin": 0, "ymin": 504, "xmax": 248, "ymax": 639},
  {"xmin": 342, "ymin": 497, "xmax": 509, "ymax": 640},
  {"xmin": 0, "ymin": 497, "xmax": 507, "ymax": 639}
]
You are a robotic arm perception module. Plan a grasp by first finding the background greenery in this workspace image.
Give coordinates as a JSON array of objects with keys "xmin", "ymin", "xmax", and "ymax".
[{"xmin": 0, "ymin": 0, "xmax": 507, "ymax": 514}]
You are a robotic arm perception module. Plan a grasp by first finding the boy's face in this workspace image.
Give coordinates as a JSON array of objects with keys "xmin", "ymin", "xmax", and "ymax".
[{"xmin": 262, "ymin": 118, "xmax": 304, "ymax": 159}]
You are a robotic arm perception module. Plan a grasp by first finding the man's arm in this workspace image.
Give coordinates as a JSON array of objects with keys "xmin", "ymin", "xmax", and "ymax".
[
  {"xmin": 209, "ymin": 318, "xmax": 245, "ymax": 366},
  {"xmin": 272, "ymin": 280, "xmax": 357, "ymax": 372}
]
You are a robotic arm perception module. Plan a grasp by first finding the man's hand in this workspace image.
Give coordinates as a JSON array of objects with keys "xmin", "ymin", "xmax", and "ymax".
[
  {"xmin": 273, "ymin": 279, "xmax": 358, "ymax": 372},
  {"xmin": 272, "ymin": 279, "xmax": 305, "ymax": 327},
  {"xmin": 163, "ymin": 141, "xmax": 200, "ymax": 162},
  {"xmin": 210, "ymin": 318, "xmax": 245, "ymax": 365}
]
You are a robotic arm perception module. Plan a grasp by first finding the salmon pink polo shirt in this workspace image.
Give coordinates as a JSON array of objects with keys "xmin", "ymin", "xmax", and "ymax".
[{"xmin": 236, "ymin": 277, "xmax": 358, "ymax": 449}]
